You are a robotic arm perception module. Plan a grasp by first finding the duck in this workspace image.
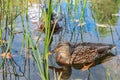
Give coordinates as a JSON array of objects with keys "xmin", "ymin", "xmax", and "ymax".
[
  {"xmin": 39, "ymin": 11, "xmax": 63, "ymax": 46},
  {"xmin": 39, "ymin": 10, "xmax": 62, "ymax": 34},
  {"xmin": 49, "ymin": 42, "xmax": 116, "ymax": 67},
  {"xmin": 39, "ymin": 19, "xmax": 62, "ymax": 35},
  {"xmin": 49, "ymin": 52, "xmax": 115, "ymax": 79}
]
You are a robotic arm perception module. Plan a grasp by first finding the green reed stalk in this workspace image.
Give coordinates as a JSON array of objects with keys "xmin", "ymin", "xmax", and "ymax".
[
  {"xmin": 18, "ymin": 0, "xmax": 45, "ymax": 79},
  {"xmin": 20, "ymin": 13, "xmax": 46, "ymax": 79},
  {"xmin": 106, "ymin": 67, "xmax": 111, "ymax": 80},
  {"xmin": 0, "ymin": 0, "xmax": 13, "ymax": 67},
  {"xmin": 19, "ymin": 0, "xmax": 53, "ymax": 79},
  {"xmin": 79, "ymin": 0, "xmax": 87, "ymax": 42},
  {"xmin": 0, "ymin": 0, "xmax": 47, "ymax": 79},
  {"xmin": 43, "ymin": 0, "xmax": 52, "ymax": 79},
  {"xmin": 113, "ymin": 73, "xmax": 118, "ymax": 80},
  {"xmin": 0, "ymin": 0, "xmax": 2, "ymax": 41},
  {"xmin": 20, "ymin": 0, "xmax": 52, "ymax": 79}
]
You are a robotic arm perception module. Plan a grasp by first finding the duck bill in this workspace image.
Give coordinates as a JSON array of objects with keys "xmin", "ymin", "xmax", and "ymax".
[{"xmin": 48, "ymin": 50, "xmax": 55, "ymax": 55}]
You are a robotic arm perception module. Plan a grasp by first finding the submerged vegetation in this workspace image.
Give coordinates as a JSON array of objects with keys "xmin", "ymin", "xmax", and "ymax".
[{"xmin": 0, "ymin": 0, "xmax": 120, "ymax": 80}]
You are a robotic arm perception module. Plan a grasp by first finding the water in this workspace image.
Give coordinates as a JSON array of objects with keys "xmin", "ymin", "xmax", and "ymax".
[{"xmin": 0, "ymin": 0, "xmax": 120, "ymax": 80}]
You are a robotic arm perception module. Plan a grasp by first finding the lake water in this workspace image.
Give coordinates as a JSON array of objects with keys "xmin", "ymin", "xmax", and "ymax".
[{"xmin": 0, "ymin": 0, "xmax": 120, "ymax": 80}]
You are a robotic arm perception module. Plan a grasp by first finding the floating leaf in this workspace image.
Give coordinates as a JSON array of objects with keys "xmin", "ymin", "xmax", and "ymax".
[
  {"xmin": 33, "ymin": 36, "xmax": 42, "ymax": 41},
  {"xmin": 26, "ymin": 53, "xmax": 32, "ymax": 59},
  {"xmin": 1, "ymin": 53, "xmax": 12, "ymax": 59},
  {"xmin": 14, "ymin": 31, "xmax": 23, "ymax": 34},
  {"xmin": 96, "ymin": 23, "xmax": 109, "ymax": 28},
  {"xmin": 0, "ymin": 40, "xmax": 7, "ymax": 44}
]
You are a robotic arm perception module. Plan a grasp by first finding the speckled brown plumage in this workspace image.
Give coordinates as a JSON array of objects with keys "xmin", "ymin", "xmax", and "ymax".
[
  {"xmin": 70, "ymin": 46, "xmax": 98, "ymax": 64},
  {"xmin": 52, "ymin": 42, "xmax": 116, "ymax": 66}
]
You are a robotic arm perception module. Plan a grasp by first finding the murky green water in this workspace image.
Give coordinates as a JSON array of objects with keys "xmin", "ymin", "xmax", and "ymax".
[{"xmin": 0, "ymin": 0, "xmax": 120, "ymax": 80}]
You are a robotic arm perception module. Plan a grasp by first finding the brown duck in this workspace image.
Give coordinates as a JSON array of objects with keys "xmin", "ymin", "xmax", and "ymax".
[
  {"xmin": 49, "ymin": 52, "xmax": 115, "ymax": 79},
  {"xmin": 49, "ymin": 42, "xmax": 116, "ymax": 68},
  {"xmin": 39, "ymin": 12, "xmax": 62, "ymax": 45},
  {"xmin": 39, "ymin": 12, "xmax": 62, "ymax": 34}
]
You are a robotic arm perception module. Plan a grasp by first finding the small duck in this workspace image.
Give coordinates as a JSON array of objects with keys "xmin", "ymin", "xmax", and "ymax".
[
  {"xmin": 39, "ymin": 10, "xmax": 62, "ymax": 34},
  {"xmin": 39, "ymin": 19, "xmax": 62, "ymax": 34},
  {"xmin": 50, "ymin": 42, "xmax": 116, "ymax": 67},
  {"xmin": 39, "ymin": 10, "xmax": 63, "ymax": 46},
  {"xmin": 39, "ymin": 17, "xmax": 62, "ymax": 45}
]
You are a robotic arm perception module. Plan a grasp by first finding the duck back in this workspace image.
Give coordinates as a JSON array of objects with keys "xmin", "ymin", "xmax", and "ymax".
[{"xmin": 70, "ymin": 42, "xmax": 116, "ymax": 65}]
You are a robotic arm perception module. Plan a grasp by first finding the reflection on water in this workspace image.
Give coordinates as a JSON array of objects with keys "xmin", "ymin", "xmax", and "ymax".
[
  {"xmin": 1, "ymin": 0, "xmax": 120, "ymax": 80},
  {"xmin": 97, "ymin": 27, "xmax": 112, "ymax": 37},
  {"xmin": 28, "ymin": 3, "xmax": 43, "ymax": 23},
  {"xmin": 91, "ymin": 0, "xmax": 120, "ymax": 25},
  {"xmin": 0, "ymin": 51, "xmax": 40, "ymax": 80}
]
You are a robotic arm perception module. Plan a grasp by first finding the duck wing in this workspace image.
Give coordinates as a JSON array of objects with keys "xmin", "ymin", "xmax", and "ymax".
[
  {"xmin": 70, "ymin": 46, "xmax": 98, "ymax": 65},
  {"xmin": 70, "ymin": 43, "xmax": 115, "ymax": 65}
]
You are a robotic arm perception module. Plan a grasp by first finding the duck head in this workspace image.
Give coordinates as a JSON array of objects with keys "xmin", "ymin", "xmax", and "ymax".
[
  {"xmin": 53, "ymin": 42, "xmax": 73, "ymax": 57},
  {"xmin": 49, "ymin": 42, "xmax": 73, "ymax": 66}
]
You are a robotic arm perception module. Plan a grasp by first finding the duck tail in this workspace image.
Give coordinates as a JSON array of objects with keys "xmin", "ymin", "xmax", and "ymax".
[
  {"xmin": 107, "ymin": 44, "xmax": 116, "ymax": 53},
  {"xmin": 97, "ymin": 44, "xmax": 116, "ymax": 57},
  {"xmin": 109, "ymin": 44, "xmax": 116, "ymax": 50},
  {"xmin": 97, "ymin": 44, "xmax": 116, "ymax": 54}
]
